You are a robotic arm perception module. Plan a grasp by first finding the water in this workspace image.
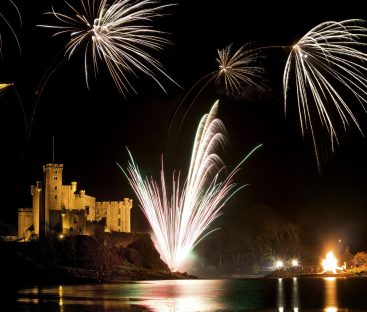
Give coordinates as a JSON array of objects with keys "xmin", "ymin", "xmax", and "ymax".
[{"xmin": 5, "ymin": 277, "xmax": 367, "ymax": 311}]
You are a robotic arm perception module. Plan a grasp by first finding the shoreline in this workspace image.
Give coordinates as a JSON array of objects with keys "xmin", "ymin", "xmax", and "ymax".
[{"xmin": 264, "ymin": 270, "xmax": 367, "ymax": 279}]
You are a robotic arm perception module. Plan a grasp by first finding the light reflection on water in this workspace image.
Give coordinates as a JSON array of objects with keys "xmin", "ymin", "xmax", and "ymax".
[
  {"xmin": 14, "ymin": 277, "xmax": 367, "ymax": 311},
  {"xmin": 324, "ymin": 277, "xmax": 338, "ymax": 312},
  {"xmin": 132, "ymin": 280, "xmax": 225, "ymax": 311},
  {"xmin": 275, "ymin": 277, "xmax": 345, "ymax": 312},
  {"xmin": 277, "ymin": 278, "xmax": 285, "ymax": 311},
  {"xmin": 292, "ymin": 277, "xmax": 299, "ymax": 311}
]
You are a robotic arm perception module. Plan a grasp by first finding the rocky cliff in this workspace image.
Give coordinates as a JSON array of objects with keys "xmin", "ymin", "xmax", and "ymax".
[{"xmin": 0, "ymin": 232, "xmax": 196, "ymax": 284}]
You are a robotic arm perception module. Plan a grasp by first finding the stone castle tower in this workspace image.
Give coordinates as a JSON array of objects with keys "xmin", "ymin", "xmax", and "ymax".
[
  {"xmin": 44, "ymin": 163, "xmax": 64, "ymax": 234},
  {"xmin": 18, "ymin": 163, "xmax": 133, "ymax": 240}
]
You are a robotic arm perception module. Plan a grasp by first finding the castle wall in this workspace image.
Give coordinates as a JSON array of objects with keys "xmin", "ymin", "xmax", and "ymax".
[
  {"xmin": 61, "ymin": 185, "xmax": 75, "ymax": 209},
  {"xmin": 97, "ymin": 198, "xmax": 132, "ymax": 233},
  {"xmin": 95, "ymin": 202, "xmax": 108, "ymax": 221},
  {"xmin": 84, "ymin": 220, "xmax": 105, "ymax": 236},
  {"xmin": 74, "ymin": 191, "xmax": 96, "ymax": 221},
  {"xmin": 18, "ymin": 208, "xmax": 33, "ymax": 239},
  {"xmin": 61, "ymin": 209, "xmax": 87, "ymax": 235},
  {"xmin": 123, "ymin": 198, "xmax": 132, "ymax": 232}
]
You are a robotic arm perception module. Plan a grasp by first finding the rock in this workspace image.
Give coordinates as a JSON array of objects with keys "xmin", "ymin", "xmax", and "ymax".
[{"xmin": 0, "ymin": 232, "xmax": 196, "ymax": 284}]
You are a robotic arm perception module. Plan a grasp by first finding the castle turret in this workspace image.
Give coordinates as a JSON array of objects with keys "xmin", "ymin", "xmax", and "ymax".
[
  {"xmin": 31, "ymin": 181, "xmax": 42, "ymax": 235},
  {"xmin": 71, "ymin": 181, "xmax": 77, "ymax": 193}
]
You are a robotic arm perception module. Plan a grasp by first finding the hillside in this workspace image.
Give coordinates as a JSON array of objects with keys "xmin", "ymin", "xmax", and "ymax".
[{"xmin": 0, "ymin": 232, "xmax": 196, "ymax": 284}]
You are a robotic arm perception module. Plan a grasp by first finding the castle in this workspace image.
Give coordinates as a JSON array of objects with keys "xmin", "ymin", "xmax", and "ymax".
[{"xmin": 18, "ymin": 163, "xmax": 133, "ymax": 240}]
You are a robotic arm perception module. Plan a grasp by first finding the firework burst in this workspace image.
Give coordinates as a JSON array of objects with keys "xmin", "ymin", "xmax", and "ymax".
[
  {"xmin": 39, "ymin": 0, "xmax": 178, "ymax": 96},
  {"xmin": 167, "ymin": 43, "xmax": 263, "ymax": 150},
  {"xmin": 119, "ymin": 100, "xmax": 262, "ymax": 272},
  {"xmin": 283, "ymin": 19, "xmax": 367, "ymax": 169},
  {"xmin": 216, "ymin": 43, "xmax": 264, "ymax": 95}
]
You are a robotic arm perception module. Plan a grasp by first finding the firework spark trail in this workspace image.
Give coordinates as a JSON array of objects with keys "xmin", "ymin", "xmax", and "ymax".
[
  {"xmin": 283, "ymin": 19, "xmax": 367, "ymax": 169},
  {"xmin": 119, "ymin": 100, "xmax": 262, "ymax": 272},
  {"xmin": 38, "ymin": 0, "xmax": 179, "ymax": 96},
  {"xmin": 166, "ymin": 42, "xmax": 263, "ymax": 153},
  {"xmin": 0, "ymin": 83, "xmax": 12, "ymax": 92},
  {"xmin": 0, "ymin": 0, "xmax": 22, "ymax": 55}
]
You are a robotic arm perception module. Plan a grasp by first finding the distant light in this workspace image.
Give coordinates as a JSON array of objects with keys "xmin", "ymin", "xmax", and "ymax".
[
  {"xmin": 59, "ymin": 234, "xmax": 64, "ymax": 239},
  {"xmin": 338, "ymin": 239, "xmax": 342, "ymax": 243},
  {"xmin": 275, "ymin": 260, "xmax": 284, "ymax": 269},
  {"xmin": 291, "ymin": 259, "xmax": 299, "ymax": 267}
]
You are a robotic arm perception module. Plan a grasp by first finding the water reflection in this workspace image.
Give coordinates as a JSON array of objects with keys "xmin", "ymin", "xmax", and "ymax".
[
  {"xmin": 17, "ymin": 280, "xmax": 226, "ymax": 311},
  {"xmin": 275, "ymin": 275, "xmax": 348, "ymax": 311},
  {"xmin": 324, "ymin": 277, "xmax": 337, "ymax": 312},
  {"xmin": 276, "ymin": 277, "xmax": 299, "ymax": 311},
  {"xmin": 59, "ymin": 285, "xmax": 63, "ymax": 308},
  {"xmin": 292, "ymin": 277, "xmax": 299, "ymax": 312},
  {"xmin": 277, "ymin": 278, "xmax": 285, "ymax": 311},
  {"xmin": 14, "ymin": 277, "xmax": 367, "ymax": 311},
  {"xmin": 128, "ymin": 280, "xmax": 226, "ymax": 311}
]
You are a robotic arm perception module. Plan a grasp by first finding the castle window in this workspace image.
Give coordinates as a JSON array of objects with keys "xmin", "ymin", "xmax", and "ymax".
[
  {"xmin": 85, "ymin": 206, "xmax": 90, "ymax": 215},
  {"xmin": 53, "ymin": 176, "xmax": 58, "ymax": 181},
  {"xmin": 118, "ymin": 208, "xmax": 121, "ymax": 214},
  {"xmin": 54, "ymin": 186, "xmax": 57, "ymax": 190},
  {"xmin": 70, "ymin": 227, "xmax": 73, "ymax": 232},
  {"xmin": 54, "ymin": 195, "xmax": 57, "ymax": 199},
  {"xmin": 54, "ymin": 170, "xmax": 57, "ymax": 174},
  {"xmin": 118, "ymin": 218, "xmax": 121, "ymax": 226}
]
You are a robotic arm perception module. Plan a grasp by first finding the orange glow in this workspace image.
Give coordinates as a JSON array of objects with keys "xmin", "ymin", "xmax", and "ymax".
[{"xmin": 322, "ymin": 251, "xmax": 338, "ymax": 273}]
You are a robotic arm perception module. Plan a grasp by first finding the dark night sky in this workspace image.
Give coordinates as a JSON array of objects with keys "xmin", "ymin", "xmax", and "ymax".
[{"xmin": 2, "ymin": 0, "xmax": 367, "ymax": 252}]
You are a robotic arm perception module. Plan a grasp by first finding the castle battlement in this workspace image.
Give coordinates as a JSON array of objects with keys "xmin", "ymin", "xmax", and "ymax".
[
  {"xmin": 43, "ymin": 163, "xmax": 64, "ymax": 169},
  {"xmin": 96, "ymin": 199, "xmax": 133, "ymax": 206},
  {"xmin": 18, "ymin": 208, "xmax": 33, "ymax": 212}
]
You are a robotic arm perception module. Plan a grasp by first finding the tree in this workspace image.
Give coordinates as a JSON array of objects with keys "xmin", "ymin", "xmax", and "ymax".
[
  {"xmin": 352, "ymin": 251, "xmax": 367, "ymax": 268},
  {"xmin": 340, "ymin": 245, "xmax": 353, "ymax": 269}
]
